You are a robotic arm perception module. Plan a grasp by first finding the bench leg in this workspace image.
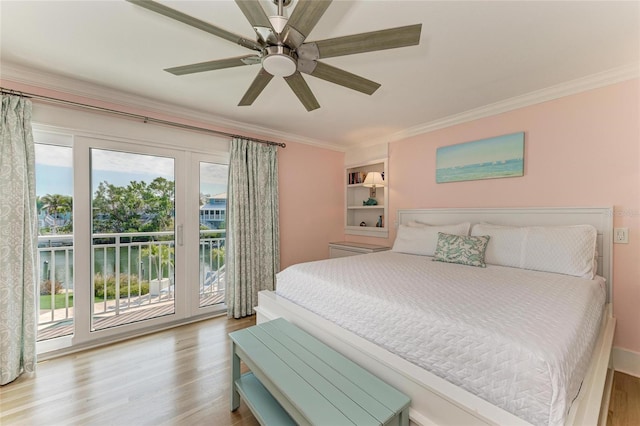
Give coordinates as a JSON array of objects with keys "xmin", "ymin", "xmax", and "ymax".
[
  {"xmin": 230, "ymin": 341, "xmax": 241, "ymax": 411},
  {"xmin": 400, "ymin": 408, "xmax": 409, "ymax": 426}
]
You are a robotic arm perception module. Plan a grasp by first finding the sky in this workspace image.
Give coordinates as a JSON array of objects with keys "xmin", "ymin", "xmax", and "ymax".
[
  {"xmin": 35, "ymin": 144, "xmax": 227, "ymax": 198},
  {"xmin": 436, "ymin": 132, "xmax": 524, "ymax": 169},
  {"xmin": 35, "ymin": 144, "xmax": 73, "ymax": 196}
]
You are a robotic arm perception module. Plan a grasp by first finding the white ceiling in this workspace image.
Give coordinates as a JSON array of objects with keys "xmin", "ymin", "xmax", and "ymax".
[{"xmin": 1, "ymin": 1, "xmax": 639, "ymax": 149}]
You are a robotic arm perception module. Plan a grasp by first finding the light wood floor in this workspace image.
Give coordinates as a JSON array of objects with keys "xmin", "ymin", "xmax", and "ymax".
[
  {"xmin": 1, "ymin": 315, "xmax": 639, "ymax": 426},
  {"xmin": 608, "ymin": 370, "xmax": 640, "ymax": 426},
  {"xmin": 1, "ymin": 315, "xmax": 259, "ymax": 426}
]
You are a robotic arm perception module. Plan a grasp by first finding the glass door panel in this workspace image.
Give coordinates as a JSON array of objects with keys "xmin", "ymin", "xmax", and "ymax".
[
  {"xmin": 35, "ymin": 142, "xmax": 74, "ymax": 341},
  {"xmin": 198, "ymin": 161, "xmax": 228, "ymax": 308},
  {"xmin": 90, "ymin": 148, "xmax": 175, "ymax": 330}
]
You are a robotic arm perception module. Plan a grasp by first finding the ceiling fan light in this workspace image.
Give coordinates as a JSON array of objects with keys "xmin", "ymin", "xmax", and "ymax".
[
  {"xmin": 263, "ymin": 54, "xmax": 296, "ymax": 77},
  {"xmin": 262, "ymin": 46, "xmax": 297, "ymax": 77}
]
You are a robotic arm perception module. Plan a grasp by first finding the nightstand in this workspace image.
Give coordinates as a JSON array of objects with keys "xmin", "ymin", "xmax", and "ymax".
[{"xmin": 328, "ymin": 241, "xmax": 391, "ymax": 258}]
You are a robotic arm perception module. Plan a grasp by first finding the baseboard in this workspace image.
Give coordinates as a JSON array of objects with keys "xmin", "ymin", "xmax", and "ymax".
[{"xmin": 613, "ymin": 347, "xmax": 640, "ymax": 378}]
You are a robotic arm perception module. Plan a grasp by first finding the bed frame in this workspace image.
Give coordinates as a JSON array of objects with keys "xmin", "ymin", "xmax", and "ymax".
[{"xmin": 256, "ymin": 207, "xmax": 616, "ymax": 426}]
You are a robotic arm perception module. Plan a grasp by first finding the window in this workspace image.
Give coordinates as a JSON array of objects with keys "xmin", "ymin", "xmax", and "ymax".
[{"xmin": 198, "ymin": 161, "xmax": 228, "ymax": 308}]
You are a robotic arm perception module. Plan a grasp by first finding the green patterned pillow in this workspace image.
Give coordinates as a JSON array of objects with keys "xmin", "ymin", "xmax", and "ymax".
[{"xmin": 433, "ymin": 232, "xmax": 490, "ymax": 267}]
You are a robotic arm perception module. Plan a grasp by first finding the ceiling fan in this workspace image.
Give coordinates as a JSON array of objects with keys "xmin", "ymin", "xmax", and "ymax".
[{"xmin": 127, "ymin": 0, "xmax": 422, "ymax": 111}]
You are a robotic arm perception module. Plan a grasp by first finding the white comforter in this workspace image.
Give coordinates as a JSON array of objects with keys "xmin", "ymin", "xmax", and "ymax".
[{"xmin": 275, "ymin": 251, "xmax": 606, "ymax": 426}]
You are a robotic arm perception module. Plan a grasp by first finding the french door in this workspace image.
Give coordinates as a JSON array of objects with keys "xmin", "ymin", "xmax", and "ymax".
[{"xmin": 36, "ymin": 132, "xmax": 228, "ymax": 353}]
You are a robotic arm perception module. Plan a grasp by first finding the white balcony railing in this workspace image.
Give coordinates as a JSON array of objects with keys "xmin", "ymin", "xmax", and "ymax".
[{"xmin": 37, "ymin": 229, "xmax": 226, "ymax": 339}]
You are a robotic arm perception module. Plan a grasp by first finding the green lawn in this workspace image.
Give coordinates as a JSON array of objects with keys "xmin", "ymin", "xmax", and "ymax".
[
  {"xmin": 39, "ymin": 295, "xmax": 106, "ymax": 310},
  {"xmin": 40, "ymin": 294, "xmax": 73, "ymax": 310}
]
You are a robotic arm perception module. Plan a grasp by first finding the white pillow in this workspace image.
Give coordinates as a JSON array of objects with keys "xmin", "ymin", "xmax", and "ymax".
[
  {"xmin": 524, "ymin": 225, "xmax": 597, "ymax": 279},
  {"xmin": 471, "ymin": 223, "xmax": 597, "ymax": 279},
  {"xmin": 406, "ymin": 220, "xmax": 428, "ymax": 228},
  {"xmin": 392, "ymin": 222, "xmax": 471, "ymax": 256},
  {"xmin": 471, "ymin": 223, "xmax": 526, "ymax": 269}
]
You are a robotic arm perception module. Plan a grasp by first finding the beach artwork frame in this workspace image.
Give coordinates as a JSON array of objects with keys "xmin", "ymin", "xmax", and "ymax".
[{"xmin": 436, "ymin": 132, "xmax": 525, "ymax": 183}]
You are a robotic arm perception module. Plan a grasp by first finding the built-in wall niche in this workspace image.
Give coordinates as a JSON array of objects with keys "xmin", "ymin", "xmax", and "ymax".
[{"xmin": 345, "ymin": 159, "xmax": 388, "ymax": 238}]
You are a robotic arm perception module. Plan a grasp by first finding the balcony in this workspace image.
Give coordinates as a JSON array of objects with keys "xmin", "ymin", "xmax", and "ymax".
[{"xmin": 37, "ymin": 230, "xmax": 226, "ymax": 341}]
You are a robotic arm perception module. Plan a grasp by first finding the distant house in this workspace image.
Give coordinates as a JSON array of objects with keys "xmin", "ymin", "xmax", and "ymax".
[
  {"xmin": 38, "ymin": 211, "xmax": 71, "ymax": 233},
  {"xmin": 200, "ymin": 193, "xmax": 226, "ymax": 229}
]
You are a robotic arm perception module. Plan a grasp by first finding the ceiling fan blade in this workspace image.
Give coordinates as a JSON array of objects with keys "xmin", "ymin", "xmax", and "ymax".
[
  {"xmin": 284, "ymin": 72, "xmax": 320, "ymax": 111},
  {"xmin": 299, "ymin": 24, "xmax": 422, "ymax": 59},
  {"xmin": 238, "ymin": 69, "xmax": 274, "ymax": 106},
  {"xmin": 165, "ymin": 55, "xmax": 260, "ymax": 76},
  {"xmin": 300, "ymin": 61, "xmax": 380, "ymax": 95},
  {"xmin": 281, "ymin": 0, "xmax": 332, "ymax": 49},
  {"xmin": 126, "ymin": 0, "xmax": 262, "ymax": 51},
  {"xmin": 235, "ymin": 0, "xmax": 276, "ymax": 44}
]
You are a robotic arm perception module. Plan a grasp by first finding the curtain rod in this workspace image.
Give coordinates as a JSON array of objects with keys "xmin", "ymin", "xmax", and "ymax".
[{"xmin": 0, "ymin": 87, "xmax": 286, "ymax": 148}]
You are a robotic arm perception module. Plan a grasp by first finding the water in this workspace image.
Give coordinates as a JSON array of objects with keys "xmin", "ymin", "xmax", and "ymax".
[
  {"xmin": 436, "ymin": 158, "xmax": 523, "ymax": 183},
  {"xmin": 39, "ymin": 241, "xmax": 221, "ymax": 289},
  {"xmin": 39, "ymin": 246, "xmax": 156, "ymax": 290}
]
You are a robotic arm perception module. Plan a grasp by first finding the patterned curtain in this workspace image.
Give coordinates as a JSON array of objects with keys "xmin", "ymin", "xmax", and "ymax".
[
  {"xmin": 0, "ymin": 94, "xmax": 38, "ymax": 385},
  {"xmin": 226, "ymin": 138, "xmax": 280, "ymax": 318}
]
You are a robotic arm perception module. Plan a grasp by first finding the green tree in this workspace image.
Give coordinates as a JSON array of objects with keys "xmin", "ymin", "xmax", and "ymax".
[
  {"xmin": 92, "ymin": 178, "xmax": 175, "ymax": 233},
  {"xmin": 41, "ymin": 193, "xmax": 72, "ymax": 218},
  {"xmin": 58, "ymin": 220, "xmax": 74, "ymax": 234},
  {"xmin": 142, "ymin": 177, "xmax": 174, "ymax": 232},
  {"xmin": 93, "ymin": 181, "xmax": 144, "ymax": 233},
  {"xmin": 40, "ymin": 193, "xmax": 72, "ymax": 234},
  {"xmin": 210, "ymin": 247, "xmax": 225, "ymax": 269}
]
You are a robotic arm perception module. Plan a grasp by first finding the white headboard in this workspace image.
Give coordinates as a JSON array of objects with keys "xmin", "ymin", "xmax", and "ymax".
[{"xmin": 397, "ymin": 207, "xmax": 613, "ymax": 303}]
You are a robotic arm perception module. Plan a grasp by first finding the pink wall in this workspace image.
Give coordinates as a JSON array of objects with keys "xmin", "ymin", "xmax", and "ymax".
[
  {"xmin": 278, "ymin": 143, "xmax": 345, "ymax": 268},
  {"xmin": 349, "ymin": 79, "xmax": 640, "ymax": 352}
]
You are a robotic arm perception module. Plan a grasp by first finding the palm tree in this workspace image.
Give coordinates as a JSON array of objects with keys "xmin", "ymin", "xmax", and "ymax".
[
  {"xmin": 41, "ymin": 194, "xmax": 72, "ymax": 232},
  {"xmin": 210, "ymin": 247, "xmax": 225, "ymax": 269}
]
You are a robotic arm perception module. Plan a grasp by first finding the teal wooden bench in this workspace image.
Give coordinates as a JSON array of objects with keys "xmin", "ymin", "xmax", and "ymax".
[{"xmin": 229, "ymin": 318, "xmax": 410, "ymax": 426}]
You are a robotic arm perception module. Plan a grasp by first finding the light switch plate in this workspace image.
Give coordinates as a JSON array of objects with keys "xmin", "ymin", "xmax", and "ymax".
[{"xmin": 614, "ymin": 228, "xmax": 629, "ymax": 244}]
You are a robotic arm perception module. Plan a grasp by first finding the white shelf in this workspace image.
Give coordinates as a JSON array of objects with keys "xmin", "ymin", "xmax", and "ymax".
[
  {"xmin": 345, "ymin": 159, "xmax": 388, "ymax": 238},
  {"xmin": 345, "ymin": 226, "xmax": 387, "ymax": 232},
  {"xmin": 345, "ymin": 226, "xmax": 388, "ymax": 238}
]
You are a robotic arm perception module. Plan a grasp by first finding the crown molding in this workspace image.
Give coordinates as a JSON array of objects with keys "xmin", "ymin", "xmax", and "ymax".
[
  {"xmin": 356, "ymin": 62, "xmax": 640, "ymax": 149},
  {"xmin": 0, "ymin": 62, "xmax": 346, "ymax": 152},
  {"xmin": 3, "ymin": 61, "xmax": 637, "ymax": 154}
]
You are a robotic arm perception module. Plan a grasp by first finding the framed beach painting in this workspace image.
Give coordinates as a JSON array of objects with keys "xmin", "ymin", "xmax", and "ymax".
[{"xmin": 436, "ymin": 132, "xmax": 524, "ymax": 183}]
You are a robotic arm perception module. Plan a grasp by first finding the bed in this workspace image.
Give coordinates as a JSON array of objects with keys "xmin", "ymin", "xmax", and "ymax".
[{"xmin": 256, "ymin": 207, "xmax": 616, "ymax": 426}]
